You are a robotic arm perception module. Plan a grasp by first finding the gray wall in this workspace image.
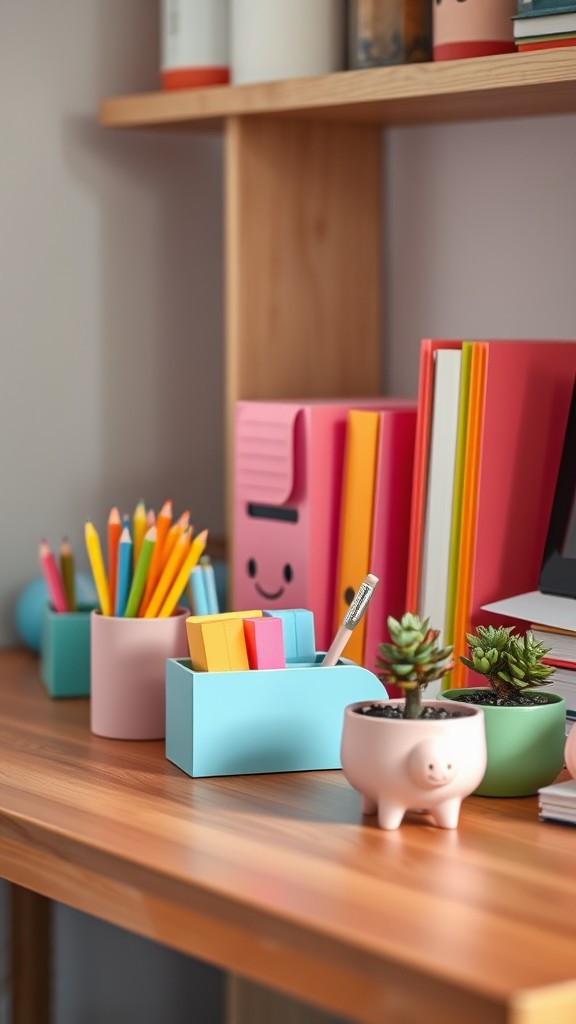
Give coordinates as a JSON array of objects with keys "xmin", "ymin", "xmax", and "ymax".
[
  {"xmin": 3, "ymin": 2, "xmax": 576, "ymax": 1023},
  {"xmin": 0, "ymin": 0, "xmax": 225, "ymax": 647}
]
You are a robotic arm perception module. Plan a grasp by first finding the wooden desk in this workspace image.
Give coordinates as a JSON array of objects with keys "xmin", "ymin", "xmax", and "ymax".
[{"xmin": 1, "ymin": 650, "xmax": 575, "ymax": 1024}]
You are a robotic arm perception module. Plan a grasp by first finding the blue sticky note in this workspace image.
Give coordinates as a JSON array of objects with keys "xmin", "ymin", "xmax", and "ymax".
[{"xmin": 263, "ymin": 608, "xmax": 315, "ymax": 661}]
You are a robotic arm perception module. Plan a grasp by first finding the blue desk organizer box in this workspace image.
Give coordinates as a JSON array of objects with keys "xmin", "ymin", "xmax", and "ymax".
[
  {"xmin": 40, "ymin": 605, "xmax": 93, "ymax": 698},
  {"xmin": 165, "ymin": 653, "xmax": 387, "ymax": 778}
]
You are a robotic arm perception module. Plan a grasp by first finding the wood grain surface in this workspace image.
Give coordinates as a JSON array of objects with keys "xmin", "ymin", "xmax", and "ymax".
[{"xmin": 1, "ymin": 650, "xmax": 575, "ymax": 1024}]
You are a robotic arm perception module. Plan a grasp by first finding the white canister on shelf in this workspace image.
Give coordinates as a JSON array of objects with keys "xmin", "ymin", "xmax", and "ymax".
[
  {"xmin": 160, "ymin": 0, "xmax": 229, "ymax": 90},
  {"xmin": 230, "ymin": 0, "xmax": 346, "ymax": 85}
]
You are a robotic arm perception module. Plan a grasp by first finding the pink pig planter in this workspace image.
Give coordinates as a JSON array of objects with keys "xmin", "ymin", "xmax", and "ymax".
[{"xmin": 341, "ymin": 700, "xmax": 487, "ymax": 830}]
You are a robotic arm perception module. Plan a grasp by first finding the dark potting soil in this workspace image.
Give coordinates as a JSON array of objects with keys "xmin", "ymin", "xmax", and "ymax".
[
  {"xmin": 448, "ymin": 691, "xmax": 551, "ymax": 708},
  {"xmin": 355, "ymin": 704, "xmax": 462, "ymax": 720}
]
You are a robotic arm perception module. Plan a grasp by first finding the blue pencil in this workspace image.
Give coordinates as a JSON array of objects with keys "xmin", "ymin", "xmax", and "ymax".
[
  {"xmin": 201, "ymin": 556, "xmax": 219, "ymax": 614},
  {"xmin": 189, "ymin": 564, "xmax": 210, "ymax": 616},
  {"xmin": 115, "ymin": 526, "xmax": 133, "ymax": 617}
]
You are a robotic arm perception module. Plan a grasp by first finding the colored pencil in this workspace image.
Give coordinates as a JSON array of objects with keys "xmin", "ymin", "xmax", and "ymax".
[
  {"xmin": 107, "ymin": 506, "xmax": 122, "ymax": 610},
  {"xmin": 189, "ymin": 564, "xmax": 209, "ymax": 615},
  {"xmin": 162, "ymin": 510, "xmax": 190, "ymax": 567},
  {"xmin": 139, "ymin": 499, "xmax": 173, "ymax": 615},
  {"xmin": 59, "ymin": 538, "xmax": 76, "ymax": 612},
  {"xmin": 201, "ymin": 555, "xmax": 219, "ymax": 614},
  {"xmin": 39, "ymin": 539, "xmax": 69, "ymax": 613},
  {"xmin": 132, "ymin": 500, "xmax": 147, "ymax": 568},
  {"xmin": 158, "ymin": 528, "xmax": 208, "ymax": 618},
  {"xmin": 115, "ymin": 526, "xmax": 133, "ymax": 617},
  {"xmin": 146, "ymin": 508, "xmax": 156, "ymax": 528},
  {"xmin": 124, "ymin": 526, "xmax": 156, "ymax": 617},
  {"xmin": 84, "ymin": 522, "xmax": 111, "ymax": 616},
  {"xmin": 144, "ymin": 527, "xmax": 192, "ymax": 618}
]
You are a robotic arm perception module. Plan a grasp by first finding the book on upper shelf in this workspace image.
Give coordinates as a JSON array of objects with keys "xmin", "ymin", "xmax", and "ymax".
[
  {"xmin": 538, "ymin": 778, "xmax": 576, "ymax": 825},
  {"xmin": 513, "ymin": 11, "xmax": 576, "ymax": 36},
  {"xmin": 516, "ymin": 0, "xmax": 576, "ymax": 16},
  {"xmin": 517, "ymin": 35, "xmax": 576, "ymax": 50}
]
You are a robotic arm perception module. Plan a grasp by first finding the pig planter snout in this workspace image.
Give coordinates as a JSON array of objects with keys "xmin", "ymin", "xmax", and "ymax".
[
  {"xmin": 340, "ymin": 700, "xmax": 487, "ymax": 831},
  {"xmin": 408, "ymin": 740, "xmax": 458, "ymax": 788}
]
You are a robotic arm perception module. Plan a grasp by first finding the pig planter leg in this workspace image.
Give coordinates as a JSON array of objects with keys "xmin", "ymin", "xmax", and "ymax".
[{"xmin": 431, "ymin": 797, "xmax": 462, "ymax": 830}]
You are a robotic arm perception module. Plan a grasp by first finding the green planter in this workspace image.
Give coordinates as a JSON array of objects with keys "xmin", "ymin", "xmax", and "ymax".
[{"xmin": 441, "ymin": 688, "xmax": 566, "ymax": 797}]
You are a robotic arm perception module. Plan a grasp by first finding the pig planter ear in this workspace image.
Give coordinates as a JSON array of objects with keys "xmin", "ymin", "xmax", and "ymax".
[{"xmin": 340, "ymin": 614, "xmax": 487, "ymax": 830}]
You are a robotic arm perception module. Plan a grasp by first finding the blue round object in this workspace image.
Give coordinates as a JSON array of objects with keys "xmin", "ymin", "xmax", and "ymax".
[{"xmin": 14, "ymin": 573, "xmax": 98, "ymax": 652}]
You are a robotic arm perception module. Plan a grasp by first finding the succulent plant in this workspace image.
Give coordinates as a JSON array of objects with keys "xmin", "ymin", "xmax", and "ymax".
[
  {"xmin": 376, "ymin": 613, "xmax": 454, "ymax": 719},
  {"xmin": 460, "ymin": 624, "xmax": 554, "ymax": 701}
]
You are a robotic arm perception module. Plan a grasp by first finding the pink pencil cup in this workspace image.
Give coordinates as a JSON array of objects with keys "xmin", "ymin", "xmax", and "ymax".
[{"xmin": 90, "ymin": 608, "xmax": 189, "ymax": 740}]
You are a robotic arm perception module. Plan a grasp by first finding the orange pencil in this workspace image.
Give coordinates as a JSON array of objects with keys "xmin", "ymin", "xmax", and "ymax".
[
  {"xmin": 107, "ymin": 507, "xmax": 122, "ymax": 610},
  {"xmin": 162, "ymin": 510, "xmax": 191, "ymax": 567},
  {"xmin": 139, "ymin": 500, "xmax": 173, "ymax": 615},
  {"xmin": 144, "ymin": 528, "xmax": 192, "ymax": 618},
  {"xmin": 158, "ymin": 528, "xmax": 208, "ymax": 618}
]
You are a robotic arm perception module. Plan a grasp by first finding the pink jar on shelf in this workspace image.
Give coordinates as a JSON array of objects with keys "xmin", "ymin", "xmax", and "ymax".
[{"xmin": 433, "ymin": 0, "xmax": 516, "ymax": 62}]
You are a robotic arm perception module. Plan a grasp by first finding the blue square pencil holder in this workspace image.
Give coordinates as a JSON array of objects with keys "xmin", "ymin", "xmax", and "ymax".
[
  {"xmin": 165, "ymin": 653, "xmax": 387, "ymax": 778},
  {"xmin": 40, "ymin": 606, "xmax": 92, "ymax": 698}
]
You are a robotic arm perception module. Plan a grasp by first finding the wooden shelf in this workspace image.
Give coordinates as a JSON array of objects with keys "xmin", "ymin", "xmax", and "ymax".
[{"xmin": 99, "ymin": 49, "xmax": 576, "ymax": 131}]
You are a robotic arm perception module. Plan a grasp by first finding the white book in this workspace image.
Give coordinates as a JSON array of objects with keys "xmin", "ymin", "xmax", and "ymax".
[
  {"xmin": 545, "ymin": 666, "xmax": 576, "ymax": 713},
  {"xmin": 513, "ymin": 11, "xmax": 576, "ymax": 36},
  {"xmin": 539, "ymin": 779, "xmax": 576, "ymax": 823},
  {"xmin": 419, "ymin": 349, "xmax": 462, "ymax": 696}
]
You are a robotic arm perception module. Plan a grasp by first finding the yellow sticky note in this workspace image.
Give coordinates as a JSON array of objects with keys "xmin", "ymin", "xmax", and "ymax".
[{"xmin": 187, "ymin": 617, "xmax": 251, "ymax": 672}]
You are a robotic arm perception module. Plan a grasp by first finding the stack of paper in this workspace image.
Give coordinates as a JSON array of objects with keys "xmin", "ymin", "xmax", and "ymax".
[{"xmin": 538, "ymin": 778, "xmax": 576, "ymax": 825}]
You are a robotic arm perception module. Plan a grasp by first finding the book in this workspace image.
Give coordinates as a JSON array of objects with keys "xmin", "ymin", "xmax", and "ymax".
[
  {"xmin": 513, "ymin": 11, "xmax": 576, "ymax": 36},
  {"xmin": 419, "ymin": 349, "xmax": 462, "ymax": 651},
  {"xmin": 533, "ymin": 623, "xmax": 576, "ymax": 666},
  {"xmin": 449, "ymin": 343, "xmax": 487, "ymax": 689},
  {"xmin": 363, "ymin": 406, "xmax": 417, "ymax": 682},
  {"xmin": 444, "ymin": 342, "xmax": 473, "ymax": 650},
  {"xmin": 483, "ymin": 590, "xmax": 576, "ymax": 632},
  {"xmin": 333, "ymin": 409, "xmax": 381, "ymax": 664},
  {"xmin": 466, "ymin": 341, "xmax": 576, "ymax": 666},
  {"xmin": 518, "ymin": 36, "xmax": 576, "ymax": 48},
  {"xmin": 516, "ymin": 0, "xmax": 576, "ymax": 16},
  {"xmin": 405, "ymin": 340, "xmax": 461, "ymax": 614},
  {"xmin": 538, "ymin": 778, "xmax": 576, "ymax": 825}
]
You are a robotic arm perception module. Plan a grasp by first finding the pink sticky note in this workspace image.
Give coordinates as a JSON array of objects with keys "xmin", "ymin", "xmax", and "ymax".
[{"xmin": 243, "ymin": 616, "xmax": 285, "ymax": 670}]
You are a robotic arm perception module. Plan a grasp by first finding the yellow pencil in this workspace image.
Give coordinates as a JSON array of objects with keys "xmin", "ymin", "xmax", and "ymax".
[
  {"xmin": 132, "ymin": 500, "xmax": 147, "ymax": 568},
  {"xmin": 144, "ymin": 528, "xmax": 192, "ymax": 618},
  {"xmin": 85, "ymin": 521, "xmax": 111, "ymax": 616},
  {"xmin": 158, "ymin": 529, "xmax": 208, "ymax": 618}
]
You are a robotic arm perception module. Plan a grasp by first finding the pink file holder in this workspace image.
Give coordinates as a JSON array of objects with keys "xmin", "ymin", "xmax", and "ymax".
[{"xmin": 90, "ymin": 607, "xmax": 189, "ymax": 740}]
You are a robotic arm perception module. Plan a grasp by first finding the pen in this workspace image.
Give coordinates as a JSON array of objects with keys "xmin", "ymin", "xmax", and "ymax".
[{"xmin": 322, "ymin": 573, "xmax": 379, "ymax": 666}]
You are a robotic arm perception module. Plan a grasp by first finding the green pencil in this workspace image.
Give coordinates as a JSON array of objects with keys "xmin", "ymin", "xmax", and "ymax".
[{"xmin": 124, "ymin": 526, "xmax": 156, "ymax": 617}]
